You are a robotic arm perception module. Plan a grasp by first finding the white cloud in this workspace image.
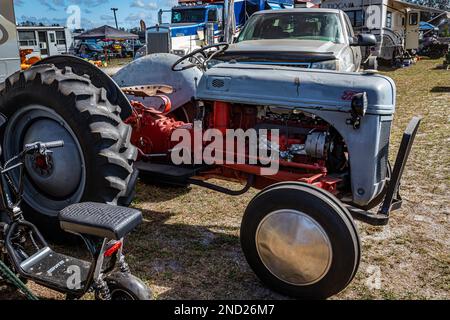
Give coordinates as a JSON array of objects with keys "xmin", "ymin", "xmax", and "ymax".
[{"xmin": 130, "ymin": 0, "xmax": 158, "ymax": 11}]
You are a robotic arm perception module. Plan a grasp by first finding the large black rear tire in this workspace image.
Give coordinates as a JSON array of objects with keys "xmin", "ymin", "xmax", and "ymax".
[
  {"xmin": 241, "ymin": 182, "xmax": 360, "ymax": 299},
  {"xmin": 0, "ymin": 65, "xmax": 137, "ymax": 237}
]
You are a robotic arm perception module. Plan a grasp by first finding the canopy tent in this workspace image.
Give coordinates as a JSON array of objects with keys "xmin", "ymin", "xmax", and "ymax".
[
  {"xmin": 74, "ymin": 25, "xmax": 139, "ymax": 40},
  {"xmin": 420, "ymin": 21, "xmax": 439, "ymax": 31}
]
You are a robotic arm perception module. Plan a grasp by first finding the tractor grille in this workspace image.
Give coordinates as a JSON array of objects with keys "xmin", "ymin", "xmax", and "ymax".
[
  {"xmin": 212, "ymin": 79, "xmax": 225, "ymax": 88},
  {"xmin": 147, "ymin": 31, "xmax": 170, "ymax": 54},
  {"xmin": 376, "ymin": 120, "xmax": 392, "ymax": 182},
  {"xmin": 207, "ymin": 77, "xmax": 231, "ymax": 91}
]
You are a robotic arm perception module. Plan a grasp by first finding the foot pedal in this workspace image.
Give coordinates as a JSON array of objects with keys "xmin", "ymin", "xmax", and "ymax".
[{"xmin": 20, "ymin": 247, "xmax": 91, "ymax": 292}]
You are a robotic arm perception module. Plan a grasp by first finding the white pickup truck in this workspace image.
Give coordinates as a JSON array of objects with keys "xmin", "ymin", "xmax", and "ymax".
[{"xmin": 216, "ymin": 8, "xmax": 378, "ymax": 72}]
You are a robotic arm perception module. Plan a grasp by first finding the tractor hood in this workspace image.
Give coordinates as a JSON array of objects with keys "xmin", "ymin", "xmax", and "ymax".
[{"xmin": 196, "ymin": 63, "xmax": 396, "ymax": 115}]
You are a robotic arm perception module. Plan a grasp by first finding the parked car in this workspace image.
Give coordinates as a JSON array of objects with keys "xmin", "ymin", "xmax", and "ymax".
[
  {"xmin": 75, "ymin": 41, "xmax": 105, "ymax": 60},
  {"xmin": 125, "ymin": 39, "xmax": 145, "ymax": 54},
  {"xmin": 215, "ymin": 8, "xmax": 378, "ymax": 71}
]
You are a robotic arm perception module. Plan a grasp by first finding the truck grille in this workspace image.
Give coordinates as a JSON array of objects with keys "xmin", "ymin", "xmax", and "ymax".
[
  {"xmin": 147, "ymin": 31, "xmax": 170, "ymax": 54},
  {"xmin": 376, "ymin": 120, "xmax": 392, "ymax": 182}
]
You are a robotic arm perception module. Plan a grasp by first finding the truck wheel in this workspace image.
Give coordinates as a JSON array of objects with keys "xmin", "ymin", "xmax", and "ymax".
[
  {"xmin": 241, "ymin": 182, "xmax": 360, "ymax": 299},
  {"xmin": 366, "ymin": 56, "xmax": 378, "ymax": 70},
  {"xmin": 0, "ymin": 65, "xmax": 137, "ymax": 237}
]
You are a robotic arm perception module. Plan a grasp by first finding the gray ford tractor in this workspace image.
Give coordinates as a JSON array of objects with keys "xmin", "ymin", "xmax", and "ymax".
[
  {"xmin": 112, "ymin": 45, "xmax": 419, "ymax": 299},
  {"xmin": 1, "ymin": 5, "xmax": 420, "ymax": 297}
]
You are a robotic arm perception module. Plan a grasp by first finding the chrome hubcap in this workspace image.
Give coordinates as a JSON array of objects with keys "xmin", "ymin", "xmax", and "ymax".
[{"xmin": 256, "ymin": 210, "xmax": 332, "ymax": 286}]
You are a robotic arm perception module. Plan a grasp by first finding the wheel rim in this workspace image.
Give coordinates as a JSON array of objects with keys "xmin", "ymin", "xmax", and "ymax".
[
  {"xmin": 256, "ymin": 209, "xmax": 332, "ymax": 286},
  {"xmin": 3, "ymin": 105, "xmax": 86, "ymax": 216},
  {"xmin": 111, "ymin": 289, "xmax": 135, "ymax": 300}
]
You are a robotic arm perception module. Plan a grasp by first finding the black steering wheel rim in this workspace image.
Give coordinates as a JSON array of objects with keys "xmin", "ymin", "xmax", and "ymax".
[{"xmin": 171, "ymin": 43, "xmax": 229, "ymax": 72}]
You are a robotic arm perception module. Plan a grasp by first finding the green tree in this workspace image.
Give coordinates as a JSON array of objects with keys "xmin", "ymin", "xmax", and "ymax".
[{"xmin": 406, "ymin": 0, "xmax": 450, "ymax": 10}]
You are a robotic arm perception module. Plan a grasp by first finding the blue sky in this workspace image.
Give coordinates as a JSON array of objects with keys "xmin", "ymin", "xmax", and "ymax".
[{"xmin": 13, "ymin": 0, "xmax": 178, "ymax": 30}]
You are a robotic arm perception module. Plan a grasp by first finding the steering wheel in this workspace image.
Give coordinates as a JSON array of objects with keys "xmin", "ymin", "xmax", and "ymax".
[{"xmin": 171, "ymin": 43, "xmax": 229, "ymax": 72}]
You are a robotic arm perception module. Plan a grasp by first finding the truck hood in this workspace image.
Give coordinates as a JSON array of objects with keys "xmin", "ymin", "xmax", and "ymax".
[
  {"xmin": 229, "ymin": 39, "xmax": 346, "ymax": 53},
  {"xmin": 158, "ymin": 22, "xmax": 204, "ymax": 28},
  {"xmin": 218, "ymin": 39, "xmax": 346, "ymax": 63}
]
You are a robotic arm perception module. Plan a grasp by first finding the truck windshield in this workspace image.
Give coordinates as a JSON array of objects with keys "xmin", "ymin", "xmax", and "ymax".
[
  {"xmin": 172, "ymin": 8, "xmax": 206, "ymax": 24},
  {"xmin": 237, "ymin": 12, "xmax": 345, "ymax": 44}
]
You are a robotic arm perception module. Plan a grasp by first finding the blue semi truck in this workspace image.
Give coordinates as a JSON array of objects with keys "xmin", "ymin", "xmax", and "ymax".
[{"xmin": 145, "ymin": 0, "xmax": 295, "ymax": 56}]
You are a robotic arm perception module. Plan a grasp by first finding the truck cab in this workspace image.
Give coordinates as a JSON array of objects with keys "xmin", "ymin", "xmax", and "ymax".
[
  {"xmin": 146, "ymin": 2, "xmax": 226, "ymax": 56},
  {"xmin": 0, "ymin": 0, "xmax": 20, "ymax": 83}
]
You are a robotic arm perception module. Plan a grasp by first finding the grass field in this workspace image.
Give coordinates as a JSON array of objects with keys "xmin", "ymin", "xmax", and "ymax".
[{"xmin": 2, "ymin": 58, "xmax": 449, "ymax": 300}]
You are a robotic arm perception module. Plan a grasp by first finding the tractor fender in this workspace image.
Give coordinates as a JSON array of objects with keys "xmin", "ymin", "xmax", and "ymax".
[
  {"xmin": 35, "ymin": 55, "xmax": 133, "ymax": 120},
  {"xmin": 112, "ymin": 53, "xmax": 203, "ymax": 111}
]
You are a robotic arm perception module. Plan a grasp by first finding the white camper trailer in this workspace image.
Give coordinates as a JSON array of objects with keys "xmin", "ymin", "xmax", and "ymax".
[
  {"xmin": 17, "ymin": 26, "xmax": 73, "ymax": 58},
  {"xmin": 0, "ymin": 0, "xmax": 20, "ymax": 83},
  {"xmin": 321, "ymin": 0, "xmax": 446, "ymax": 61}
]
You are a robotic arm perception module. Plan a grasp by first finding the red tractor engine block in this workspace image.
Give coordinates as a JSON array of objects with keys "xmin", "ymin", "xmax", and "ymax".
[
  {"xmin": 126, "ymin": 99, "xmax": 339, "ymax": 194},
  {"xmin": 126, "ymin": 101, "xmax": 191, "ymax": 157}
]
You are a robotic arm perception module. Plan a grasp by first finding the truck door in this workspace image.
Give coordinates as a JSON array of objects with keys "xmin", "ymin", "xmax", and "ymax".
[
  {"xmin": 405, "ymin": 10, "xmax": 420, "ymax": 50},
  {"xmin": 47, "ymin": 30, "xmax": 59, "ymax": 56},
  {"xmin": 343, "ymin": 13, "xmax": 361, "ymax": 71},
  {"xmin": 207, "ymin": 8, "xmax": 219, "ymax": 43}
]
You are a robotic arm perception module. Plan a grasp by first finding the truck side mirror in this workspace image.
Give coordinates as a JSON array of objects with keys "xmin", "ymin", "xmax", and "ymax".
[{"xmin": 352, "ymin": 34, "xmax": 377, "ymax": 47}]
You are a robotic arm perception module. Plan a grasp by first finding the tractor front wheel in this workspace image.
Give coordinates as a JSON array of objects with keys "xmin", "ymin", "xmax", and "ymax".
[{"xmin": 240, "ymin": 182, "xmax": 360, "ymax": 299}]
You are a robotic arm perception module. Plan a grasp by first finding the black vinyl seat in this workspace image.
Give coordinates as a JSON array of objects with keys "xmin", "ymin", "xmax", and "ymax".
[{"xmin": 59, "ymin": 203, "xmax": 142, "ymax": 240}]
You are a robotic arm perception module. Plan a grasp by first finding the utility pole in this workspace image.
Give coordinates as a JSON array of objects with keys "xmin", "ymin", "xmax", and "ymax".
[{"xmin": 111, "ymin": 8, "xmax": 119, "ymax": 29}]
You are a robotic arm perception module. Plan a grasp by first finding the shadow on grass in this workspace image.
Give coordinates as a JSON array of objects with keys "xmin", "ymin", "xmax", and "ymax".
[
  {"xmin": 377, "ymin": 65, "xmax": 400, "ymax": 72},
  {"xmin": 430, "ymin": 86, "xmax": 450, "ymax": 93},
  {"xmin": 0, "ymin": 286, "xmax": 27, "ymax": 300},
  {"xmin": 431, "ymin": 64, "xmax": 448, "ymax": 70},
  {"xmin": 126, "ymin": 208, "xmax": 284, "ymax": 300},
  {"xmin": 135, "ymin": 179, "xmax": 192, "ymax": 203}
]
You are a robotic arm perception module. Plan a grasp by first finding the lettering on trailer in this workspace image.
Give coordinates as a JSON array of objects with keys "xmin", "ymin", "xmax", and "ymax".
[{"xmin": 322, "ymin": 1, "xmax": 360, "ymax": 10}]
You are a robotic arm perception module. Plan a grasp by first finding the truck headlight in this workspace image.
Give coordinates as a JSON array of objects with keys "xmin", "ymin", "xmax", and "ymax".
[{"xmin": 311, "ymin": 60, "xmax": 340, "ymax": 71}]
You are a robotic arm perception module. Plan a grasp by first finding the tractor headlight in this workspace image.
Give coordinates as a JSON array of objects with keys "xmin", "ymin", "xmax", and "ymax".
[{"xmin": 311, "ymin": 60, "xmax": 340, "ymax": 71}]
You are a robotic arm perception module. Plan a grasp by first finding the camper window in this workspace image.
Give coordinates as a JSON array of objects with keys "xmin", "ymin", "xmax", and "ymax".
[
  {"xmin": 409, "ymin": 13, "xmax": 418, "ymax": 25},
  {"xmin": 56, "ymin": 31, "xmax": 66, "ymax": 45},
  {"xmin": 386, "ymin": 11, "xmax": 392, "ymax": 28},
  {"xmin": 18, "ymin": 31, "xmax": 37, "ymax": 46}
]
